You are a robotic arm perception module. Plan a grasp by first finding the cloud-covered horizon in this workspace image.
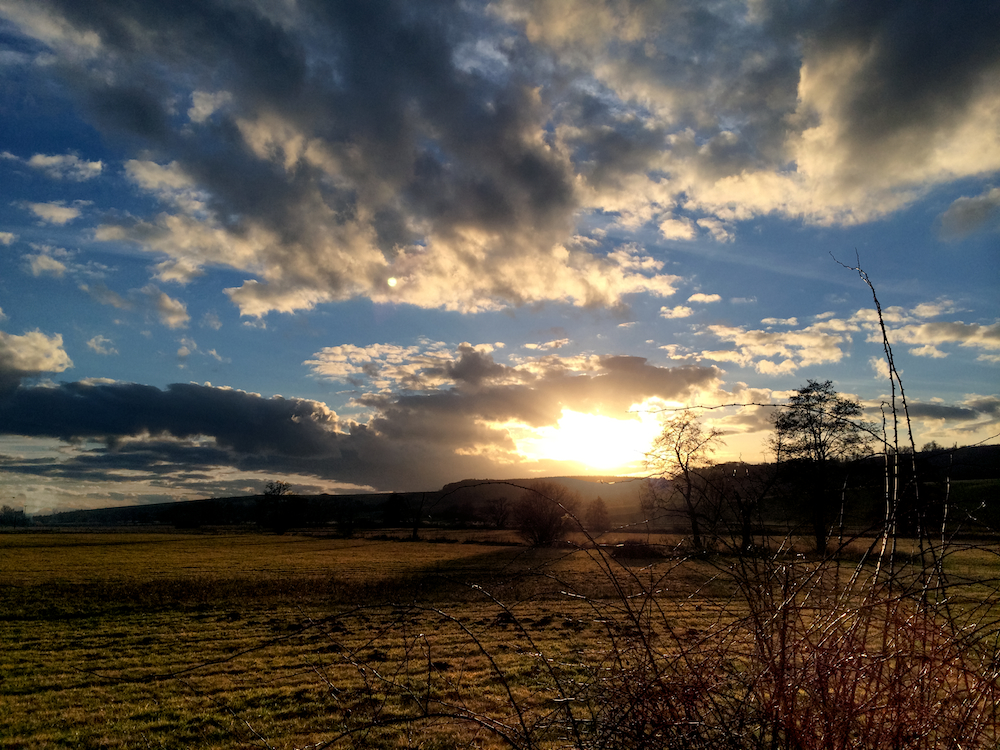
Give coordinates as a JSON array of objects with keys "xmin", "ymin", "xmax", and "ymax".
[
  {"xmin": 0, "ymin": 342, "xmax": 727, "ymax": 490},
  {"xmin": 1, "ymin": 324, "xmax": 996, "ymax": 512}
]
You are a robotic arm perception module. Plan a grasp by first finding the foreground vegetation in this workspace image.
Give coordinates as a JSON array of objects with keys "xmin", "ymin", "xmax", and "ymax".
[{"xmin": 1, "ymin": 528, "xmax": 998, "ymax": 749}]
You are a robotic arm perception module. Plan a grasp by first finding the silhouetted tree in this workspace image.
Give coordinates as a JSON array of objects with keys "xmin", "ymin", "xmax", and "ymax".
[
  {"xmin": 646, "ymin": 414, "xmax": 722, "ymax": 550},
  {"xmin": 264, "ymin": 480, "xmax": 292, "ymax": 496},
  {"xmin": 584, "ymin": 496, "xmax": 611, "ymax": 534},
  {"xmin": 257, "ymin": 480, "xmax": 301, "ymax": 533},
  {"xmin": 0, "ymin": 505, "xmax": 26, "ymax": 527},
  {"xmin": 514, "ymin": 481, "xmax": 580, "ymax": 547},
  {"xmin": 485, "ymin": 496, "xmax": 511, "ymax": 529},
  {"xmin": 771, "ymin": 379, "xmax": 873, "ymax": 553},
  {"xmin": 382, "ymin": 494, "xmax": 409, "ymax": 527}
]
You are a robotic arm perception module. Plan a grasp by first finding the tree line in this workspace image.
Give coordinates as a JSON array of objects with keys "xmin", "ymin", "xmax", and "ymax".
[{"xmin": 634, "ymin": 378, "xmax": 996, "ymax": 555}]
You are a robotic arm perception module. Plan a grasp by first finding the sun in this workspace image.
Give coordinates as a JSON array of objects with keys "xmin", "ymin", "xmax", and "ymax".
[{"xmin": 514, "ymin": 408, "xmax": 664, "ymax": 473}]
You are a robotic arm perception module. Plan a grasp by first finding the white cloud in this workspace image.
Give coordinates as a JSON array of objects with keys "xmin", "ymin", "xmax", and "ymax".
[
  {"xmin": 86, "ymin": 335, "xmax": 117, "ymax": 355},
  {"xmin": 0, "ymin": 329, "xmax": 73, "ymax": 389},
  {"xmin": 889, "ymin": 321, "xmax": 1000, "ymax": 358},
  {"xmin": 909, "ymin": 344, "xmax": 947, "ymax": 359},
  {"xmin": 26, "ymin": 250, "xmax": 67, "ymax": 277},
  {"xmin": 658, "ymin": 216, "xmax": 696, "ymax": 240},
  {"xmin": 188, "ymin": 90, "xmax": 232, "ymax": 124},
  {"xmin": 305, "ymin": 340, "xmax": 460, "ymax": 391},
  {"xmin": 26, "ymin": 153, "xmax": 102, "ymax": 180},
  {"xmin": 912, "ymin": 300, "xmax": 957, "ymax": 318},
  {"xmin": 24, "ymin": 201, "xmax": 81, "ymax": 225},
  {"xmin": 0, "ymin": 232, "xmax": 17, "ymax": 245},
  {"xmin": 524, "ymin": 338, "xmax": 570, "ymax": 351},
  {"xmin": 688, "ymin": 293, "xmax": 721, "ymax": 304},
  {"xmin": 660, "ymin": 305, "xmax": 693, "ymax": 319},
  {"xmin": 869, "ymin": 356, "xmax": 890, "ymax": 380},
  {"xmin": 140, "ymin": 285, "xmax": 190, "ymax": 329},
  {"xmin": 704, "ymin": 322, "xmax": 851, "ymax": 373},
  {"xmin": 761, "ymin": 317, "xmax": 798, "ymax": 326},
  {"xmin": 696, "ymin": 218, "xmax": 734, "ymax": 242},
  {"xmin": 201, "ymin": 312, "xmax": 222, "ymax": 330}
]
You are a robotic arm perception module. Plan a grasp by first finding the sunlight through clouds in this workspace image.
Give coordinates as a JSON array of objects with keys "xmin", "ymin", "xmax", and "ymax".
[{"xmin": 502, "ymin": 408, "xmax": 665, "ymax": 473}]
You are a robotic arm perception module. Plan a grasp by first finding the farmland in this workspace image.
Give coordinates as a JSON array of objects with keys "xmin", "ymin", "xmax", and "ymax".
[{"xmin": 2, "ymin": 529, "xmax": 998, "ymax": 749}]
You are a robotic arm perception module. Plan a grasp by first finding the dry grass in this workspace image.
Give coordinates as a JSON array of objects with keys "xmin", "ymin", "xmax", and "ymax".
[{"xmin": 1, "ymin": 530, "xmax": 998, "ymax": 749}]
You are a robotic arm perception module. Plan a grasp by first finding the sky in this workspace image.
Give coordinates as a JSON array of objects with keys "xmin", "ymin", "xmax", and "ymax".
[{"xmin": 0, "ymin": 0, "xmax": 997, "ymax": 515}]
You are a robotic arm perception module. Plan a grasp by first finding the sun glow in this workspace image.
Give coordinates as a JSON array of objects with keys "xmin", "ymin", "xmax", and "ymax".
[{"xmin": 513, "ymin": 408, "xmax": 666, "ymax": 472}]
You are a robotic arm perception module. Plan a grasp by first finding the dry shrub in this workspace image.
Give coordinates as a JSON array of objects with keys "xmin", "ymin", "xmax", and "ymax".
[{"xmin": 585, "ymin": 550, "xmax": 1000, "ymax": 750}]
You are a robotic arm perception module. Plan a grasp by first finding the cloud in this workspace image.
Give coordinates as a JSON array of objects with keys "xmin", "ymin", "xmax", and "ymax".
[
  {"xmin": 939, "ymin": 186, "xmax": 1000, "ymax": 239},
  {"xmin": 660, "ymin": 305, "xmax": 693, "ymax": 319},
  {"xmin": 201, "ymin": 312, "xmax": 222, "ymax": 330},
  {"xmin": 700, "ymin": 299, "xmax": 1000, "ymax": 373},
  {"xmin": 80, "ymin": 282, "xmax": 132, "ymax": 309},
  {"xmin": 141, "ymin": 285, "xmax": 189, "ymax": 329},
  {"xmin": 688, "ymin": 293, "xmax": 721, "ymax": 304},
  {"xmin": 703, "ymin": 322, "xmax": 852, "ymax": 374},
  {"xmin": 898, "ymin": 395, "xmax": 1000, "ymax": 436},
  {"xmin": 22, "ymin": 244, "xmax": 109, "ymax": 281},
  {"xmin": 0, "ymin": 348, "xmax": 724, "ymax": 491},
  {"xmin": 659, "ymin": 216, "xmax": 696, "ymax": 240},
  {"xmin": 696, "ymin": 218, "xmax": 734, "ymax": 242},
  {"xmin": 86, "ymin": 335, "xmax": 117, "ymax": 355},
  {"xmin": 761, "ymin": 317, "xmax": 798, "ymax": 326},
  {"xmin": 4, "ymin": 0, "xmax": 998, "ymax": 320},
  {"xmin": 25, "ymin": 153, "xmax": 103, "ymax": 180},
  {"xmin": 80, "ymin": 281, "xmax": 189, "ymax": 328},
  {"xmin": 25, "ymin": 248, "xmax": 67, "ymax": 277},
  {"xmin": 869, "ymin": 356, "xmax": 890, "ymax": 381},
  {"xmin": 911, "ymin": 299, "xmax": 957, "ymax": 318},
  {"xmin": 24, "ymin": 201, "xmax": 81, "ymax": 224},
  {"xmin": 0, "ymin": 329, "xmax": 73, "ymax": 392},
  {"xmin": 0, "ymin": 232, "xmax": 17, "ymax": 245},
  {"xmin": 524, "ymin": 338, "xmax": 569, "ymax": 351},
  {"xmin": 888, "ymin": 321, "xmax": 1000, "ymax": 358},
  {"xmin": 188, "ymin": 90, "xmax": 232, "ymax": 124}
]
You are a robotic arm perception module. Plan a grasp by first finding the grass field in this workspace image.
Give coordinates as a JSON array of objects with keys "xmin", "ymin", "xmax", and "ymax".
[{"xmin": 2, "ymin": 530, "xmax": 998, "ymax": 749}]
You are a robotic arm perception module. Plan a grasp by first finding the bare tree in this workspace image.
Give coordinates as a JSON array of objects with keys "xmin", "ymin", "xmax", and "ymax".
[
  {"xmin": 646, "ymin": 414, "xmax": 722, "ymax": 550},
  {"xmin": 584, "ymin": 496, "xmax": 611, "ymax": 534},
  {"xmin": 484, "ymin": 495, "xmax": 511, "ymax": 529},
  {"xmin": 264, "ymin": 480, "xmax": 292, "ymax": 497},
  {"xmin": 259, "ymin": 480, "xmax": 299, "ymax": 533},
  {"xmin": 513, "ymin": 481, "xmax": 581, "ymax": 546}
]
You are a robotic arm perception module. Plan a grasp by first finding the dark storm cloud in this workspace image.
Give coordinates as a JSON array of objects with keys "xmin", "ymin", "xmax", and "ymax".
[
  {"xmin": 905, "ymin": 402, "xmax": 980, "ymax": 422},
  {"xmin": 938, "ymin": 187, "xmax": 1000, "ymax": 240},
  {"xmin": 0, "ymin": 351, "xmax": 723, "ymax": 491},
  {"xmin": 797, "ymin": 0, "xmax": 1000, "ymax": 181},
  {"xmin": 0, "ymin": 381, "xmax": 339, "ymax": 454},
  {"xmin": 812, "ymin": 1, "xmax": 999, "ymax": 134}
]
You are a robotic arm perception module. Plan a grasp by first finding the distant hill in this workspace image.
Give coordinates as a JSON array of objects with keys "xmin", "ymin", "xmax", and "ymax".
[
  {"xmin": 31, "ymin": 475, "xmax": 652, "ymax": 530},
  {"xmin": 28, "ymin": 443, "xmax": 998, "ymax": 533}
]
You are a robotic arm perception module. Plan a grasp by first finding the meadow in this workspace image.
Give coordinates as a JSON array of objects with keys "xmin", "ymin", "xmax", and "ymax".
[{"xmin": 1, "ymin": 529, "xmax": 998, "ymax": 749}]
